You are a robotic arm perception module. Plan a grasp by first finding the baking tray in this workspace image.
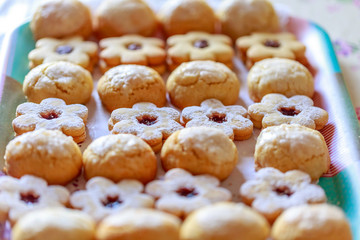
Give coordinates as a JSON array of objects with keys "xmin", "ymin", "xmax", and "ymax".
[{"xmin": 1, "ymin": 16, "xmax": 360, "ymax": 238}]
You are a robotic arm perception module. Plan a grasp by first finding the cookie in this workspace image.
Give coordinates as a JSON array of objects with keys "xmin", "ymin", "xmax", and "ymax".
[
  {"xmin": 167, "ymin": 31, "xmax": 234, "ymax": 70},
  {"xmin": 30, "ymin": 0, "xmax": 92, "ymax": 40},
  {"xmin": 181, "ymin": 98, "xmax": 253, "ymax": 141},
  {"xmin": 12, "ymin": 208, "xmax": 95, "ymax": 240},
  {"xmin": 240, "ymin": 167, "xmax": 327, "ymax": 223},
  {"xmin": 271, "ymin": 204, "xmax": 352, "ymax": 240},
  {"xmin": 82, "ymin": 134, "xmax": 157, "ymax": 184},
  {"xmin": 145, "ymin": 168, "xmax": 231, "ymax": 218},
  {"xmin": 166, "ymin": 61, "xmax": 240, "ymax": 109},
  {"xmin": 4, "ymin": 129, "xmax": 83, "ymax": 185},
  {"xmin": 254, "ymin": 124, "xmax": 330, "ymax": 181},
  {"xmin": 236, "ymin": 32, "xmax": 307, "ymax": 68},
  {"xmin": 158, "ymin": 0, "xmax": 216, "ymax": 37},
  {"xmin": 248, "ymin": 93, "xmax": 328, "ymax": 130},
  {"xmin": 96, "ymin": 208, "xmax": 181, "ymax": 240},
  {"xmin": 97, "ymin": 65, "xmax": 166, "ymax": 112},
  {"xmin": 180, "ymin": 202, "xmax": 270, "ymax": 240},
  {"xmin": 23, "ymin": 61, "xmax": 93, "ymax": 104},
  {"xmin": 28, "ymin": 36, "xmax": 98, "ymax": 72},
  {"xmin": 12, "ymin": 98, "xmax": 88, "ymax": 143},
  {"xmin": 99, "ymin": 35, "xmax": 166, "ymax": 74},
  {"xmin": 70, "ymin": 177, "xmax": 154, "ymax": 222},
  {"xmin": 217, "ymin": 0, "xmax": 279, "ymax": 41},
  {"xmin": 161, "ymin": 127, "xmax": 238, "ymax": 181},
  {"xmin": 247, "ymin": 58, "xmax": 314, "ymax": 102},
  {"xmin": 109, "ymin": 102, "xmax": 183, "ymax": 153},
  {"xmin": 95, "ymin": 0, "xmax": 157, "ymax": 39},
  {"xmin": 0, "ymin": 175, "xmax": 70, "ymax": 224}
]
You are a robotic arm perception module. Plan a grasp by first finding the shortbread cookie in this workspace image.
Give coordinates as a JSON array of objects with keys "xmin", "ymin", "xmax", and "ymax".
[
  {"xmin": 95, "ymin": 0, "xmax": 157, "ymax": 38},
  {"xmin": 4, "ymin": 129, "xmax": 83, "ymax": 185},
  {"xmin": 248, "ymin": 94, "xmax": 328, "ymax": 130},
  {"xmin": 240, "ymin": 168, "xmax": 327, "ymax": 223},
  {"xmin": 247, "ymin": 58, "xmax": 314, "ymax": 102},
  {"xmin": 96, "ymin": 208, "xmax": 181, "ymax": 240},
  {"xmin": 28, "ymin": 37, "xmax": 98, "ymax": 72},
  {"xmin": 12, "ymin": 98, "xmax": 88, "ymax": 143},
  {"xmin": 145, "ymin": 168, "xmax": 231, "ymax": 218},
  {"xmin": 0, "ymin": 175, "xmax": 69, "ymax": 224},
  {"xmin": 12, "ymin": 208, "xmax": 95, "ymax": 240},
  {"xmin": 158, "ymin": 0, "xmax": 216, "ymax": 37},
  {"xmin": 236, "ymin": 32, "xmax": 307, "ymax": 68},
  {"xmin": 83, "ymin": 134, "xmax": 157, "ymax": 184},
  {"xmin": 30, "ymin": 0, "xmax": 92, "ymax": 40},
  {"xmin": 271, "ymin": 204, "xmax": 352, "ymax": 240},
  {"xmin": 99, "ymin": 35, "xmax": 166, "ymax": 74},
  {"xmin": 167, "ymin": 31, "xmax": 234, "ymax": 70},
  {"xmin": 23, "ymin": 61, "xmax": 93, "ymax": 104},
  {"xmin": 217, "ymin": 0, "xmax": 279, "ymax": 41},
  {"xmin": 181, "ymin": 99, "xmax": 253, "ymax": 140},
  {"xmin": 108, "ymin": 102, "xmax": 183, "ymax": 153},
  {"xmin": 254, "ymin": 124, "xmax": 330, "ymax": 180},
  {"xmin": 181, "ymin": 202, "xmax": 270, "ymax": 240},
  {"xmin": 70, "ymin": 177, "xmax": 154, "ymax": 222},
  {"xmin": 166, "ymin": 61, "xmax": 240, "ymax": 109},
  {"xmin": 161, "ymin": 127, "xmax": 238, "ymax": 180},
  {"xmin": 97, "ymin": 65, "xmax": 166, "ymax": 112}
]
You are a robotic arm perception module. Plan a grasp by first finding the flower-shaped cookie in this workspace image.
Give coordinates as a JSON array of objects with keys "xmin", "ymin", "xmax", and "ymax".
[
  {"xmin": 181, "ymin": 99, "xmax": 253, "ymax": 140},
  {"xmin": 240, "ymin": 167, "xmax": 327, "ymax": 223},
  {"xmin": 167, "ymin": 31, "xmax": 234, "ymax": 70},
  {"xmin": 108, "ymin": 102, "xmax": 184, "ymax": 152},
  {"xmin": 145, "ymin": 168, "xmax": 232, "ymax": 218},
  {"xmin": 236, "ymin": 32, "xmax": 307, "ymax": 68},
  {"xmin": 0, "ymin": 175, "xmax": 70, "ymax": 224},
  {"xmin": 28, "ymin": 36, "xmax": 98, "ymax": 72},
  {"xmin": 70, "ymin": 177, "xmax": 154, "ymax": 222},
  {"xmin": 12, "ymin": 98, "xmax": 88, "ymax": 143},
  {"xmin": 99, "ymin": 35, "xmax": 166, "ymax": 74},
  {"xmin": 248, "ymin": 93, "xmax": 328, "ymax": 130}
]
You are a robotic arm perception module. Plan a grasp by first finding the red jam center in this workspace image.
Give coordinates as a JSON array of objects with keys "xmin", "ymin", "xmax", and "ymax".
[
  {"xmin": 273, "ymin": 186, "xmax": 293, "ymax": 197},
  {"xmin": 20, "ymin": 192, "xmax": 40, "ymax": 205},
  {"xmin": 102, "ymin": 195, "xmax": 123, "ymax": 208},
  {"xmin": 264, "ymin": 39, "xmax": 281, "ymax": 48},
  {"xmin": 208, "ymin": 113, "xmax": 227, "ymax": 123},
  {"xmin": 176, "ymin": 187, "xmax": 198, "ymax": 198},
  {"xmin": 40, "ymin": 110, "xmax": 61, "ymax": 120},
  {"xmin": 137, "ymin": 115, "xmax": 158, "ymax": 126},
  {"xmin": 193, "ymin": 39, "xmax": 209, "ymax": 48},
  {"xmin": 127, "ymin": 43, "xmax": 142, "ymax": 50},
  {"xmin": 278, "ymin": 107, "xmax": 300, "ymax": 116},
  {"xmin": 55, "ymin": 45, "xmax": 74, "ymax": 54}
]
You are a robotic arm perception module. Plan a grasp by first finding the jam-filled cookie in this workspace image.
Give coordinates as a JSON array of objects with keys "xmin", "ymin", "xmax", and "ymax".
[
  {"xmin": 145, "ymin": 168, "xmax": 232, "ymax": 218},
  {"xmin": 28, "ymin": 37, "xmax": 98, "ymax": 72},
  {"xmin": 108, "ymin": 102, "xmax": 183, "ymax": 153},
  {"xmin": 99, "ymin": 35, "xmax": 166, "ymax": 74},
  {"xmin": 167, "ymin": 31, "xmax": 234, "ymax": 70},
  {"xmin": 240, "ymin": 167, "xmax": 327, "ymax": 223},
  {"xmin": 248, "ymin": 94, "xmax": 328, "ymax": 130}
]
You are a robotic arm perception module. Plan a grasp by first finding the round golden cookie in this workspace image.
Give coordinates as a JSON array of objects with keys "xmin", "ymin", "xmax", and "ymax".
[
  {"xmin": 180, "ymin": 202, "xmax": 270, "ymax": 240},
  {"xmin": 217, "ymin": 0, "xmax": 279, "ymax": 41},
  {"xmin": 254, "ymin": 124, "xmax": 330, "ymax": 181},
  {"xmin": 4, "ymin": 129, "xmax": 82, "ymax": 185},
  {"xmin": 96, "ymin": 208, "xmax": 181, "ymax": 240},
  {"xmin": 83, "ymin": 134, "xmax": 157, "ymax": 184},
  {"xmin": 166, "ymin": 61, "xmax": 240, "ymax": 109},
  {"xmin": 247, "ymin": 58, "xmax": 314, "ymax": 102},
  {"xmin": 95, "ymin": 0, "xmax": 157, "ymax": 39},
  {"xmin": 97, "ymin": 64, "xmax": 166, "ymax": 112},
  {"xmin": 30, "ymin": 0, "xmax": 92, "ymax": 40},
  {"xmin": 161, "ymin": 127, "xmax": 238, "ymax": 181},
  {"xmin": 271, "ymin": 204, "xmax": 352, "ymax": 240},
  {"xmin": 12, "ymin": 208, "xmax": 95, "ymax": 240},
  {"xmin": 158, "ymin": 0, "xmax": 216, "ymax": 37},
  {"xmin": 23, "ymin": 61, "xmax": 93, "ymax": 104}
]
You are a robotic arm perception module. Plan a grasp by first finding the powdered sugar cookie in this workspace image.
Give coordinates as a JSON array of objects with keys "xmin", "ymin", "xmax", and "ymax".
[
  {"xmin": 240, "ymin": 167, "xmax": 327, "ymax": 223},
  {"xmin": 70, "ymin": 177, "xmax": 154, "ymax": 222},
  {"xmin": 12, "ymin": 98, "xmax": 88, "ymax": 143},
  {"xmin": 248, "ymin": 94, "xmax": 328, "ymax": 130},
  {"xmin": 181, "ymin": 99, "xmax": 253, "ymax": 140},
  {"xmin": 109, "ymin": 102, "xmax": 183, "ymax": 153},
  {"xmin": 145, "ymin": 168, "xmax": 232, "ymax": 218}
]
